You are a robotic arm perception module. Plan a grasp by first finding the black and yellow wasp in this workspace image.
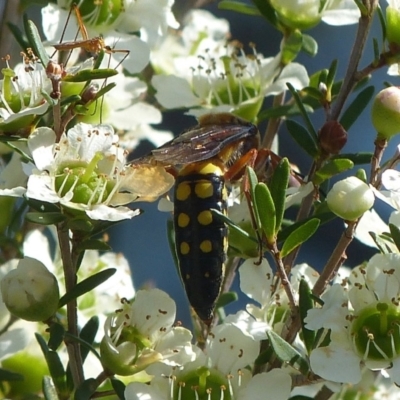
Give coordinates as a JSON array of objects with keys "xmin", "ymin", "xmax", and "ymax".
[{"xmin": 136, "ymin": 113, "xmax": 261, "ymax": 325}]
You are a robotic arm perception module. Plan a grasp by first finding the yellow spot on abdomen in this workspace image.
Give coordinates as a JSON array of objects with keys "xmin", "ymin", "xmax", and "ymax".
[
  {"xmin": 200, "ymin": 240, "xmax": 212, "ymax": 253},
  {"xmin": 195, "ymin": 182, "xmax": 213, "ymax": 198},
  {"xmin": 176, "ymin": 182, "xmax": 191, "ymax": 201},
  {"xmin": 180, "ymin": 242, "xmax": 190, "ymax": 255},
  {"xmin": 197, "ymin": 210, "xmax": 213, "ymax": 225},
  {"xmin": 178, "ymin": 213, "xmax": 190, "ymax": 227}
]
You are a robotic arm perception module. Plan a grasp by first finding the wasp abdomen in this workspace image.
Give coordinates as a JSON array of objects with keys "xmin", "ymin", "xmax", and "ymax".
[{"xmin": 174, "ymin": 161, "xmax": 228, "ymax": 324}]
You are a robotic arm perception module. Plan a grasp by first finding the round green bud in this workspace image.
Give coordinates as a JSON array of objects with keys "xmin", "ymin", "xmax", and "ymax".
[
  {"xmin": 371, "ymin": 86, "xmax": 400, "ymax": 140},
  {"xmin": 326, "ymin": 176, "xmax": 374, "ymax": 221},
  {"xmin": 269, "ymin": 0, "xmax": 321, "ymax": 30},
  {"xmin": 386, "ymin": 6, "xmax": 400, "ymax": 48},
  {"xmin": 1, "ymin": 258, "xmax": 59, "ymax": 321}
]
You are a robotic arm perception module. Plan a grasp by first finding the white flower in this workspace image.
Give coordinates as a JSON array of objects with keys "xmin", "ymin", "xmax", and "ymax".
[
  {"xmin": 10, "ymin": 123, "xmax": 174, "ymax": 221},
  {"xmin": 326, "ymin": 176, "xmax": 375, "ymax": 221},
  {"xmin": 238, "ymin": 258, "xmax": 319, "ymax": 339},
  {"xmin": 269, "ymin": 0, "xmax": 360, "ymax": 30},
  {"xmin": 305, "ymin": 253, "xmax": 400, "ymax": 385},
  {"xmin": 125, "ymin": 323, "xmax": 291, "ymax": 400},
  {"xmin": 151, "ymin": 10, "xmax": 309, "ymax": 118},
  {"xmin": 100, "ymin": 288, "xmax": 194, "ymax": 376},
  {"xmin": 0, "ymin": 58, "xmax": 51, "ymax": 134}
]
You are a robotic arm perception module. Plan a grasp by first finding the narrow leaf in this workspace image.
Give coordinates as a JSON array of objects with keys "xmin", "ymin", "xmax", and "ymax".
[
  {"xmin": 267, "ymin": 330, "xmax": 309, "ymax": 374},
  {"xmin": 258, "ymin": 103, "xmax": 314, "ymax": 120},
  {"xmin": 75, "ymin": 378, "xmax": 97, "ymax": 400},
  {"xmin": 255, "ymin": 183, "xmax": 276, "ymax": 244},
  {"xmin": 251, "ymin": 0, "xmax": 278, "ymax": 26},
  {"xmin": 287, "ymin": 83, "xmax": 318, "ymax": 142},
  {"xmin": 23, "ymin": 15, "xmax": 49, "ymax": 66},
  {"xmin": 25, "ymin": 212, "xmax": 67, "ymax": 225},
  {"xmin": 46, "ymin": 351, "xmax": 67, "ymax": 395},
  {"xmin": 77, "ymin": 239, "xmax": 111, "ymax": 252},
  {"xmin": 302, "ymin": 34, "xmax": 318, "ymax": 56},
  {"xmin": 332, "ymin": 152, "xmax": 372, "ymax": 165},
  {"xmin": 63, "ymin": 68, "xmax": 118, "ymax": 82},
  {"xmin": 219, "ymin": 1, "xmax": 260, "ymax": 15},
  {"xmin": 313, "ymin": 158, "xmax": 354, "ymax": 185},
  {"xmin": 0, "ymin": 368, "xmax": 23, "ymax": 381},
  {"xmin": 281, "ymin": 218, "xmax": 320, "ymax": 257},
  {"xmin": 43, "ymin": 376, "xmax": 59, "ymax": 400},
  {"xmin": 299, "ymin": 279, "xmax": 316, "ymax": 354},
  {"xmin": 7, "ymin": 22, "xmax": 30, "ymax": 51},
  {"xmin": 326, "ymin": 59, "xmax": 338, "ymax": 91},
  {"xmin": 80, "ymin": 316, "xmax": 99, "ymax": 363},
  {"xmin": 216, "ymin": 291, "xmax": 238, "ymax": 309},
  {"xmin": 340, "ymin": 86, "xmax": 374, "ymax": 130},
  {"xmin": 58, "ymin": 268, "xmax": 116, "ymax": 308},
  {"xmin": 389, "ymin": 223, "xmax": 400, "ymax": 252},
  {"xmin": 111, "ymin": 378, "xmax": 126, "ymax": 399},
  {"xmin": 269, "ymin": 158, "xmax": 290, "ymax": 233},
  {"xmin": 48, "ymin": 323, "xmax": 65, "ymax": 351},
  {"xmin": 286, "ymin": 119, "xmax": 319, "ymax": 158}
]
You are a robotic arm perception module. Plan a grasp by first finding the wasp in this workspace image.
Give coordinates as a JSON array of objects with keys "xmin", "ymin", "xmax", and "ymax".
[{"xmin": 137, "ymin": 113, "xmax": 261, "ymax": 325}]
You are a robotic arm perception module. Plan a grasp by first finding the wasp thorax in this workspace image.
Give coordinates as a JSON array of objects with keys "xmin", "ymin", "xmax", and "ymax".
[
  {"xmin": 350, "ymin": 302, "xmax": 400, "ymax": 361},
  {"xmin": 54, "ymin": 153, "xmax": 114, "ymax": 205}
]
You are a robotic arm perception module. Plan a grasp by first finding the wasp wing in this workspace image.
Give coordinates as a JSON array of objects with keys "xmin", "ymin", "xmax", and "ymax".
[{"xmin": 149, "ymin": 123, "xmax": 258, "ymax": 165}]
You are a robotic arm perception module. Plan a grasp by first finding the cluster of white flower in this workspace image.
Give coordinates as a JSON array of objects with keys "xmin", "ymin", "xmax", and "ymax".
[{"xmin": 4, "ymin": 0, "xmax": 400, "ymax": 399}]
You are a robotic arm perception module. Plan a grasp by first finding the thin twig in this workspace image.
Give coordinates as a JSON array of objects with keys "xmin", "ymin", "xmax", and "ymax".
[{"xmin": 57, "ymin": 224, "xmax": 84, "ymax": 388}]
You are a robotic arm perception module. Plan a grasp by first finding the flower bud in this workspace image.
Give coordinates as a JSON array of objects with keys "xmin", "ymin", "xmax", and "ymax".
[
  {"xmin": 326, "ymin": 177, "xmax": 374, "ymax": 221},
  {"xmin": 269, "ymin": 0, "xmax": 321, "ymax": 30},
  {"xmin": 319, "ymin": 120, "xmax": 347, "ymax": 155},
  {"xmin": 1, "ymin": 257, "xmax": 59, "ymax": 321},
  {"xmin": 386, "ymin": 6, "xmax": 400, "ymax": 50},
  {"xmin": 371, "ymin": 86, "xmax": 400, "ymax": 140}
]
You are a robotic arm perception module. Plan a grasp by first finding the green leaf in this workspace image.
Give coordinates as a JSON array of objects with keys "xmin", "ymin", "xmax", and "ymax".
[
  {"xmin": 219, "ymin": 1, "xmax": 260, "ymax": 15},
  {"xmin": 302, "ymin": 86, "xmax": 323, "ymax": 101},
  {"xmin": 302, "ymin": 34, "xmax": 318, "ymax": 56},
  {"xmin": 111, "ymin": 378, "xmax": 126, "ymax": 399},
  {"xmin": 43, "ymin": 376, "xmax": 59, "ymax": 400},
  {"xmin": 48, "ymin": 323, "xmax": 65, "ymax": 351},
  {"xmin": 299, "ymin": 279, "xmax": 316, "ymax": 354},
  {"xmin": 332, "ymin": 152, "xmax": 373, "ymax": 165},
  {"xmin": 80, "ymin": 316, "xmax": 99, "ymax": 363},
  {"xmin": 281, "ymin": 218, "xmax": 320, "ymax": 257},
  {"xmin": 58, "ymin": 268, "xmax": 116, "ymax": 308},
  {"xmin": 0, "ymin": 368, "xmax": 23, "ymax": 381},
  {"xmin": 77, "ymin": 239, "xmax": 112, "ymax": 252},
  {"xmin": 313, "ymin": 158, "xmax": 354, "ymax": 185},
  {"xmin": 251, "ymin": 0, "xmax": 278, "ymax": 26},
  {"xmin": 216, "ymin": 291, "xmax": 238, "ymax": 309},
  {"xmin": 340, "ymin": 86, "xmax": 375, "ymax": 130},
  {"xmin": 255, "ymin": 183, "xmax": 276, "ymax": 244},
  {"xmin": 23, "ymin": 15, "xmax": 49, "ymax": 66},
  {"xmin": 286, "ymin": 119, "xmax": 319, "ymax": 158},
  {"xmin": 267, "ymin": 330, "xmax": 309, "ymax": 374},
  {"xmin": 258, "ymin": 103, "xmax": 314, "ymax": 121},
  {"xmin": 75, "ymin": 378, "xmax": 97, "ymax": 400},
  {"xmin": 376, "ymin": 3, "xmax": 387, "ymax": 41},
  {"xmin": 91, "ymin": 82, "xmax": 116, "ymax": 102},
  {"xmin": 25, "ymin": 212, "xmax": 67, "ymax": 225},
  {"xmin": 67, "ymin": 218, "xmax": 94, "ymax": 232},
  {"xmin": 287, "ymin": 83, "xmax": 318, "ymax": 142},
  {"xmin": 326, "ymin": 59, "xmax": 338, "ymax": 91},
  {"xmin": 389, "ymin": 223, "xmax": 400, "ymax": 252},
  {"xmin": 25, "ymin": 198, "xmax": 60, "ymax": 212},
  {"xmin": 63, "ymin": 68, "xmax": 118, "ymax": 82},
  {"xmin": 211, "ymin": 209, "xmax": 257, "ymax": 243},
  {"xmin": 281, "ymin": 30, "xmax": 303, "ymax": 64},
  {"xmin": 269, "ymin": 158, "xmax": 290, "ymax": 234},
  {"xmin": 7, "ymin": 22, "xmax": 30, "ymax": 52},
  {"xmin": 36, "ymin": 333, "xmax": 67, "ymax": 396}
]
